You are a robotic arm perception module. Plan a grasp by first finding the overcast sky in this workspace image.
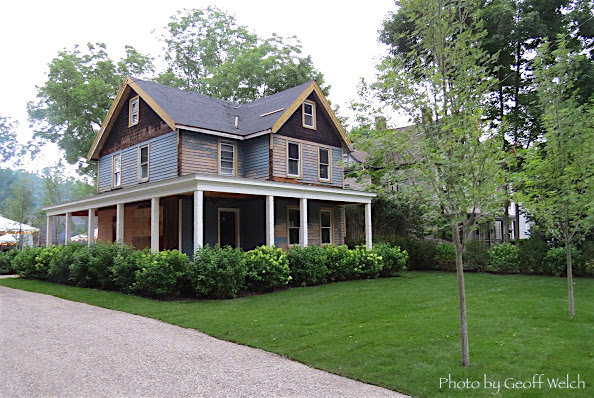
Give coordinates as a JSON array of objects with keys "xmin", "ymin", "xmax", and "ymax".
[{"xmin": 0, "ymin": 0, "xmax": 397, "ymax": 173}]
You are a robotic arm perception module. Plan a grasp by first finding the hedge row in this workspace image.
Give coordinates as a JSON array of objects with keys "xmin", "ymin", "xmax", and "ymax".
[
  {"xmin": 386, "ymin": 236, "xmax": 594, "ymax": 277},
  {"xmin": 2, "ymin": 242, "xmax": 408, "ymax": 299}
]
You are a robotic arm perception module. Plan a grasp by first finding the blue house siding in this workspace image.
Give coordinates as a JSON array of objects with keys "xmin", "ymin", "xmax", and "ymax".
[
  {"xmin": 97, "ymin": 132, "xmax": 178, "ymax": 193},
  {"xmin": 242, "ymin": 134, "xmax": 270, "ymax": 179}
]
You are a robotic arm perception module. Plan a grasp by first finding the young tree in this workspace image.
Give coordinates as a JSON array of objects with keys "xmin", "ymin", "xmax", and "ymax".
[
  {"xmin": 519, "ymin": 39, "xmax": 594, "ymax": 317},
  {"xmin": 372, "ymin": 0, "xmax": 505, "ymax": 366},
  {"xmin": 3, "ymin": 177, "xmax": 35, "ymax": 248},
  {"xmin": 0, "ymin": 116, "xmax": 20, "ymax": 164}
]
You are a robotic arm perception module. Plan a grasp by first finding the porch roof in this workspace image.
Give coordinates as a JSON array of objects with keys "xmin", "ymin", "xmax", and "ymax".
[{"xmin": 43, "ymin": 174, "xmax": 375, "ymax": 216}]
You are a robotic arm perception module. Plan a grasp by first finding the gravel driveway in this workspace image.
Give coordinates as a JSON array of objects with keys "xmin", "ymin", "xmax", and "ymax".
[{"xmin": 0, "ymin": 286, "xmax": 408, "ymax": 397}]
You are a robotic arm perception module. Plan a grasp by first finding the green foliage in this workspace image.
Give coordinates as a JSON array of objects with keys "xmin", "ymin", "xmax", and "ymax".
[
  {"xmin": 86, "ymin": 243, "xmax": 131, "ymax": 290},
  {"xmin": 0, "ymin": 116, "xmax": 20, "ymax": 164},
  {"xmin": 47, "ymin": 243, "xmax": 84, "ymax": 284},
  {"xmin": 110, "ymin": 248, "xmax": 150, "ymax": 293},
  {"xmin": 287, "ymin": 245, "xmax": 328, "ymax": 286},
  {"xmin": 543, "ymin": 247, "xmax": 582, "ymax": 277},
  {"xmin": 463, "ymin": 240, "xmax": 490, "ymax": 271},
  {"xmin": 0, "ymin": 249, "xmax": 18, "ymax": 274},
  {"xmin": 488, "ymin": 243, "xmax": 520, "ymax": 274},
  {"xmin": 352, "ymin": 246, "xmax": 384, "ymax": 279},
  {"xmin": 188, "ymin": 245, "xmax": 246, "ymax": 299},
  {"xmin": 3, "ymin": 177, "xmax": 35, "ymax": 230},
  {"xmin": 372, "ymin": 243, "xmax": 408, "ymax": 277},
  {"xmin": 131, "ymin": 250, "xmax": 189, "ymax": 299},
  {"xmin": 324, "ymin": 245, "xmax": 358, "ymax": 282},
  {"xmin": 434, "ymin": 243, "xmax": 456, "ymax": 272},
  {"xmin": 12, "ymin": 246, "xmax": 45, "ymax": 279},
  {"xmin": 518, "ymin": 237, "xmax": 549, "ymax": 274},
  {"xmin": 245, "ymin": 246, "xmax": 291, "ymax": 292},
  {"xmin": 388, "ymin": 237, "xmax": 437, "ymax": 271}
]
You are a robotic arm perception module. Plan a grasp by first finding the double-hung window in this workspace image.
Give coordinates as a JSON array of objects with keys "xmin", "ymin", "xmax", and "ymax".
[
  {"xmin": 287, "ymin": 142, "xmax": 300, "ymax": 177},
  {"xmin": 138, "ymin": 145, "xmax": 149, "ymax": 182},
  {"xmin": 219, "ymin": 140, "xmax": 236, "ymax": 176},
  {"xmin": 302, "ymin": 100, "xmax": 316, "ymax": 129},
  {"xmin": 129, "ymin": 96, "xmax": 139, "ymax": 126},
  {"xmin": 288, "ymin": 207, "xmax": 300, "ymax": 245},
  {"xmin": 112, "ymin": 154, "xmax": 121, "ymax": 188},
  {"xmin": 320, "ymin": 209, "xmax": 333, "ymax": 245},
  {"xmin": 319, "ymin": 147, "xmax": 330, "ymax": 181}
]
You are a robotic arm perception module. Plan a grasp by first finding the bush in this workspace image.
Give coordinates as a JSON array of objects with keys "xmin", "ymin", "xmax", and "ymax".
[
  {"xmin": 0, "ymin": 249, "xmax": 18, "ymax": 274},
  {"xmin": 287, "ymin": 245, "xmax": 328, "ymax": 286},
  {"xmin": 132, "ymin": 250, "xmax": 189, "ymax": 299},
  {"xmin": 389, "ymin": 237, "xmax": 437, "ymax": 271},
  {"xmin": 12, "ymin": 246, "xmax": 45, "ymax": 279},
  {"xmin": 488, "ymin": 243, "xmax": 520, "ymax": 274},
  {"xmin": 47, "ymin": 243, "xmax": 85, "ymax": 285},
  {"xmin": 325, "ymin": 245, "xmax": 358, "ymax": 282},
  {"xmin": 463, "ymin": 240, "xmax": 489, "ymax": 271},
  {"xmin": 69, "ymin": 246, "xmax": 94, "ymax": 287},
  {"xmin": 85, "ymin": 243, "xmax": 131, "ymax": 290},
  {"xmin": 352, "ymin": 246, "xmax": 384, "ymax": 279},
  {"xmin": 188, "ymin": 245, "xmax": 246, "ymax": 299},
  {"xmin": 576, "ymin": 240, "xmax": 594, "ymax": 277},
  {"xmin": 543, "ymin": 247, "xmax": 581, "ymax": 277},
  {"xmin": 518, "ymin": 237, "xmax": 549, "ymax": 274},
  {"xmin": 435, "ymin": 243, "xmax": 456, "ymax": 271},
  {"xmin": 110, "ymin": 249, "xmax": 151, "ymax": 293},
  {"xmin": 245, "ymin": 246, "xmax": 291, "ymax": 292},
  {"xmin": 373, "ymin": 243, "xmax": 408, "ymax": 277}
]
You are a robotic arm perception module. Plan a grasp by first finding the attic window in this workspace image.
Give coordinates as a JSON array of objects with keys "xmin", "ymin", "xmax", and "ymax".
[
  {"xmin": 302, "ymin": 100, "xmax": 316, "ymax": 129},
  {"xmin": 129, "ymin": 96, "xmax": 139, "ymax": 127}
]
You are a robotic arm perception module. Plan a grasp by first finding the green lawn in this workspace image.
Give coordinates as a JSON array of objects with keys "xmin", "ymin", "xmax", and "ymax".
[{"xmin": 1, "ymin": 272, "xmax": 593, "ymax": 398}]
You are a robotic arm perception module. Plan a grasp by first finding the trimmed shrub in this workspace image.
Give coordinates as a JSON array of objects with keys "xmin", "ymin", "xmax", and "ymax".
[
  {"xmin": 576, "ymin": 240, "xmax": 594, "ymax": 277},
  {"xmin": 110, "ymin": 249, "xmax": 151, "ymax": 293},
  {"xmin": 87, "ymin": 243, "xmax": 132, "ymax": 290},
  {"xmin": 352, "ymin": 246, "xmax": 384, "ymax": 279},
  {"xmin": 131, "ymin": 250, "xmax": 189, "ymax": 299},
  {"xmin": 435, "ymin": 243, "xmax": 456, "ymax": 271},
  {"xmin": 245, "ymin": 246, "xmax": 291, "ymax": 292},
  {"xmin": 488, "ymin": 243, "xmax": 520, "ymax": 274},
  {"xmin": 69, "ymin": 246, "xmax": 94, "ymax": 287},
  {"xmin": 518, "ymin": 237, "xmax": 549, "ymax": 274},
  {"xmin": 463, "ymin": 240, "xmax": 489, "ymax": 271},
  {"xmin": 12, "ymin": 246, "xmax": 45, "ymax": 279},
  {"xmin": 287, "ymin": 245, "xmax": 328, "ymax": 286},
  {"xmin": 389, "ymin": 237, "xmax": 437, "ymax": 271},
  {"xmin": 189, "ymin": 245, "xmax": 246, "ymax": 299},
  {"xmin": 0, "ymin": 249, "xmax": 18, "ymax": 274},
  {"xmin": 373, "ymin": 243, "xmax": 408, "ymax": 277},
  {"xmin": 47, "ymin": 243, "xmax": 85, "ymax": 285},
  {"xmin": 543, "ymin": 247, "xmax": 581, "ymax": 277},
  {"xmin": 325, "ymin": 245, "xmax": 358, "ymax": 282}
]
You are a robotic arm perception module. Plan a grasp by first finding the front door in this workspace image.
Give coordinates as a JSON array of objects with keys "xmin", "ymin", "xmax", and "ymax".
[{"xmin": 219, "ymin": 209, "xmax": 239, "ymax": 248}]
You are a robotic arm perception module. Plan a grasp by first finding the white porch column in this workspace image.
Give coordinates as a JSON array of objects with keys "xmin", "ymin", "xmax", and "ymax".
[
  {"xmin": 151, "ymin": 197, "xmax": 160, "ymax": 253},
  {"xmin": 193, "ymin": 190, "xmax": 204, "ymax": 253},
  {"xmin": 46, "ymin": 216, "xmax": 52, "ymax": 246},
  {"xmin": 64, "ymin": 212, "xmax": 72, "ymax": 245},
  {"xmin": 265, "ymin": 195, "xmax": 275, "ymax": 247},
  {"xmin": 87, "ymin": 208, "xmax": 95, "ymax": 246},
  {"xmin": 116, "ymin": 203, "xmax": 124, "ymax": 244},
  {"xmin": 365, "ymin": 202, "xmax": 373, "ymax": 250},
  {"xmin": 300, "ymin": 198, "xmax": 308, "ymax": 247}
]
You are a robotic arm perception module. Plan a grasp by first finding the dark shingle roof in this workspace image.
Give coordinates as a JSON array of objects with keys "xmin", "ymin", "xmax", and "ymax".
[{"xmin": 132, "ymin": 78, "xmax": 313, "ymax": 136}]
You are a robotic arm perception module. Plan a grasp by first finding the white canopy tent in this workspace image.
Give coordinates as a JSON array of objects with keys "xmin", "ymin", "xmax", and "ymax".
[{"xmin": 0, "ymin": 216, "xmax": 39, "ymax": 247}]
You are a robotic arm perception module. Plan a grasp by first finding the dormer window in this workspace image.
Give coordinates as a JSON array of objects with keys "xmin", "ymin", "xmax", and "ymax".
[
  {"xmin": 302, "ymin": 100, "xmax": 316, "ymax": 129},
  {"xmin": 129, "ymin": 96, "xmax": 139, "ymax": 127}
]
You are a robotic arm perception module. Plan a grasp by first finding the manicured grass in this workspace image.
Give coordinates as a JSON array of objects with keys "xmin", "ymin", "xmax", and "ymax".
[{"xmin": 1, "ymin": 272, "xmax": 593, "ymax": 397}]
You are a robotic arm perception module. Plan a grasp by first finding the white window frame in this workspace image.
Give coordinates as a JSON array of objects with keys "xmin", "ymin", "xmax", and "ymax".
[
  {"xmin": 112, "ymin": 153, "xmax": 122, "ymax": 188},
  {"xmin": 138, "ymin": 144, "xmax": 150, "ymax": 182},
  {"xmin": 287, "ymin": 141, "xmax": 301, "ymax": 178},
  {"xmin": 129, "ymin": 96, "xmax": 139, "ymax": 127},
  {"xmin": 318, "ymin": 147, "xmax": 331, "ymax": 182},
  {"xmin": 287, "ymin": 206, "xmax": 300, "ymax": 246},
  {"xmin": 302, "ymin": 100, "xmax": 316, "ymax": 129},
  {"xmin": 219, "ymin": 139, "xmax": 236, "ymax": 176},
  {"xmin": 319, "ymin": 208, "xmax": 334, "ymax": 245}
]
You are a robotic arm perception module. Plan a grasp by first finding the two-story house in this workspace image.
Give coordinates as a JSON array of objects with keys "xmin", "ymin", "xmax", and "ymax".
[{"xmin": 43, "ymin": 77, "xmax": 375, "ymax": 254}]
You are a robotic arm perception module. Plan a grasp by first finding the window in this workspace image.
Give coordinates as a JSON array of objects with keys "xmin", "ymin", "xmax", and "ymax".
[
  {"xmin": 138, "ymin": 145, "xmax": 149, "ymax": 182},
  {"xmin": 288, "ymin": 207, "xmax": 300, "ymax": 246},
  {"xmin": 219, "ymin": 140, "xmax": 236, "ymax": 176},
  {"xmin": 302, "ymin": 100, "xmax": 316, "ymax": 129},
  {"xmin": 112, "ymin": 154, "xmax": 121, "ymax": 188},
  {"xmin": 129, "ymin": 96, "xmax": 139, "ymax": 127},
  {"xmin": 319, "ymin": 147, "xmax": 330, "ymax": 181},
  {"xmin": 320, "ymin": 209, "xmax": 333, "ymax": 245},
  {"xmin": 287, "ymin": 142, "xmax": 300, "ymax": 177}
]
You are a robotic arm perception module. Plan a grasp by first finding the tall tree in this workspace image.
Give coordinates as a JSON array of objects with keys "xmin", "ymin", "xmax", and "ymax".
[
  {"xmin": 0, "ymin": 116, "xmax": 20, "ymax": 164},
  {"xmin": 372, "ymin": 0, "xmax": 505, "ymax": 366},
  {"xmin": 28, "ymin": 43, "xmax": 155, "ymax": 177},
  {"xmin": 3, "ymin": 177, "xmax": 35, "ymax": 248},
  {"xmin": 519, "ymin": 39, "xmax": 594, "ymax": 317},
  {"xmin": 159, "ymin": 7, "xmax": 327, "ymax": 101}
]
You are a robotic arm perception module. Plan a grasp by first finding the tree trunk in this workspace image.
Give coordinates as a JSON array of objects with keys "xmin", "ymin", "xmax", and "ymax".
[
  {"xmin": 452, "ymin": 224, "xmax": 470, "ymax": 367},
  {"xmin": 503, "ymin": 198, "xmax": 510, "ymax": 243},
  {"xmin": 566, "ymin": 240, "xmax": 575, "ymax": 317},
  {"xmin": 514, "ymin": 203, "xmax": 521, "ymax": 243}
]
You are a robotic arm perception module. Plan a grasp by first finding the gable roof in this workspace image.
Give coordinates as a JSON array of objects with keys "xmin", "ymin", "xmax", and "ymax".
[{"xmin": 87, "ymin": 77, "xmax": 353, "ymax": 160}]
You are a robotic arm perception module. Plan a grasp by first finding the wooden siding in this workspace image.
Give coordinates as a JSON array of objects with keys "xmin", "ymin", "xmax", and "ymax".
[
  {"xmin": 99, "ymin": 90, "xmax": 172, "ymax": 157},
  {"xmin": 97, "ymin": 132, "xmax": 178, "ymax": 193},
  {"xmin": 277, "ymin": 93, "xmax": 342, "ymax": 147},
  {"xmin": 179, "ymin": 131, "xmax": 220, "ymax": 176},
  {"xmin": 272, "ymin": 135, "xmax": 343, "ymax": 187},
  {"xmin": 242, "ymin": 134, "xmax": 269, "ymax": 179}
]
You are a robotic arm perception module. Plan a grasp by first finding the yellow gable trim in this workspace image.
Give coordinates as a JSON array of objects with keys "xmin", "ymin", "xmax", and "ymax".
[
  {"xmin": 87, "ymin": 76, "xmax": 176, "ymax": 161},
  {"xmin": 271, "ymin": 81, "xmax": 354, "ymax": 151}
]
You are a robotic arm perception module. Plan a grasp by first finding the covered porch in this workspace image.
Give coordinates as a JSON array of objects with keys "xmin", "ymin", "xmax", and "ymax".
[{"xmin": 44, "ymin": 174, "xmax": 375, "ymax": 254}]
